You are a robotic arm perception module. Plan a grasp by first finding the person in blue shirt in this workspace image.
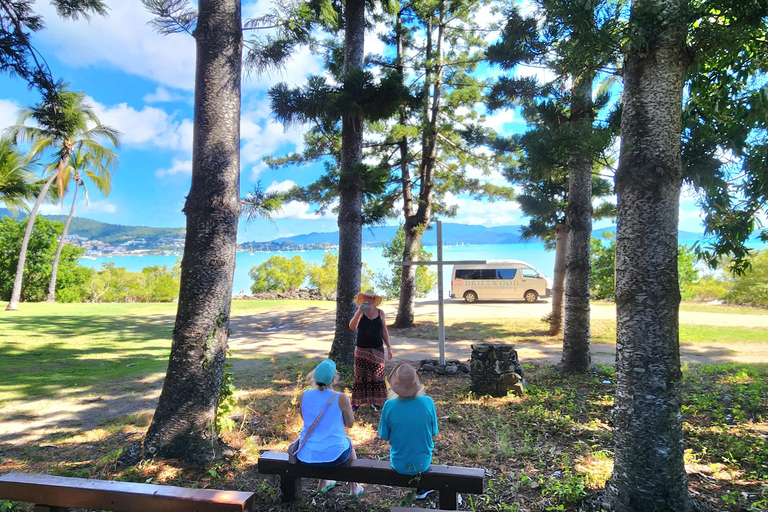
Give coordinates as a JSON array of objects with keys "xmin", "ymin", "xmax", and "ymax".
[
  {"xmin": 378, "ymin": 363, "xmax": 439, "ymax": 500},
  {"xmin": 296, "ymin": 359, "xmax": 365, "ymax": 498}
]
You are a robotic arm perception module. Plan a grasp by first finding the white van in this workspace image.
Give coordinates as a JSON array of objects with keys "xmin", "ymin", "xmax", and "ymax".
[{"xmin": 450, "ymin": 260, "xmax": 552, "ymax": 303}]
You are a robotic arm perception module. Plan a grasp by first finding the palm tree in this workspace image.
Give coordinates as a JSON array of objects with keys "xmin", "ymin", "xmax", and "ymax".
[
  {"xmin": 3, "ymin": 87, "xmax": 119, "ymax": 311},
  {"xmin": 46, "ymin": 147, "xmax": 117, "ymax": 302},
  {"xmin": 0, "ymin": 139, "xmax": 39, "ymax": 212}
]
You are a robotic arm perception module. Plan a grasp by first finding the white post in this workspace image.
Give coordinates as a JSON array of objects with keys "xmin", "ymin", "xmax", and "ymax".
[{"xmin": 437, "ymin": 220, "xmax": 446, "ymax": 365}]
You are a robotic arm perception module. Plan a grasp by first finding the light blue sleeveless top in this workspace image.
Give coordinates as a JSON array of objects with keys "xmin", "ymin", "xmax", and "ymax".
[{"xmin": 297, "ymin": 389, "xmax": 351, "ymax": 463}]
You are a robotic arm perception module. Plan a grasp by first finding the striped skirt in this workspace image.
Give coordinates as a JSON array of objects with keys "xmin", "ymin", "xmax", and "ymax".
[{"xmin": 352, "ymin": 346, "xmax": 387, "ymax": 406}]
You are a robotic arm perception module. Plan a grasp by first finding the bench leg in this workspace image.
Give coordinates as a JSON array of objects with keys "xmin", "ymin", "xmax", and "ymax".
[
  {"xmin": 439, "ymin": 491, "xmax": 458, "ymax": 510},
  {"xmin": 279, "ymin": 475, "xmax": 302, "ymax": 502}
]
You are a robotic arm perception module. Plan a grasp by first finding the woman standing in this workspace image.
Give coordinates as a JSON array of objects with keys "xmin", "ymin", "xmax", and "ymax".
[
  {"xmin": 296, "ymin": 359, "xmax": 365, "ymax": 497},
  {"xmin": 348, "ymin": 289, "xmax": 393, "ymax": 410}
]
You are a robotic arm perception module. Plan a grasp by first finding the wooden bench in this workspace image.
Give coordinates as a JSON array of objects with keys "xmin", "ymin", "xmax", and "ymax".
[
  {"xmin": 0, "ymin": 472, "xmax": 255, "ymax": 512},
  {"xmin": 257, "ymin": 451, "xmax": 484, "ymax": 510}
]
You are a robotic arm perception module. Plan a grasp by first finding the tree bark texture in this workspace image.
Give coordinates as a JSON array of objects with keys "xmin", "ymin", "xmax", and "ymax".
[
  {"xmin": 561, "ymin": 72, "xmax": 594, "ymax": 373},
  {"xmin": 142, "ymin": 0, "xmax": 242, "ymax": 464},
  {"xmin": 548, "ymin": 223, "xmax": 567, "ymax": 335},
  {"xmin": 5, "ymin": 170, "xmax": 59, "ymax": 311},
  {"xmin": 46, "ymin": 181, "xmax": 79, "ymax": 302},
  {"xmin": 329, "ymin": 0, "xmax": 365, "ymax": 366},
  {"xmin": 394, "ymin": 221, "xmax": 421, "ymax": 327},
  {"xmin": 601, "ymin": 0, "xmax": 694, "ymax": 509}
]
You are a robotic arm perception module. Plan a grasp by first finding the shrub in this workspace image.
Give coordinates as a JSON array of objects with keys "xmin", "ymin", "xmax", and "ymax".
[{"xmin": 249, "ymin": 255, "xmax": 307, "ymax": 293}]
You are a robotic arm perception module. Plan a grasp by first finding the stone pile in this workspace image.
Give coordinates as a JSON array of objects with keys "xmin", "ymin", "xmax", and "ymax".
[
  {"xmin": 417, "ymin": 359, "xmax": 471, "ymax": 376},
  {"xmin": 233, "ymin": 288, "xmax": 331, "ymax": 301},
  {"xmin": 469, "ymin": 342, "xmax": 525, "ymax": 396}
]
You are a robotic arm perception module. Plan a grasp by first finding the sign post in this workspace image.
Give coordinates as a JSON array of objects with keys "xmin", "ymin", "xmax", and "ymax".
[{"xmin": 395, "ymin": 220, "xmax": 485, "ymax": 365}]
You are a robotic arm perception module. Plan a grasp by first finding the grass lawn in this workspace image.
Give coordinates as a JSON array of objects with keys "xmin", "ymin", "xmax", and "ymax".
[
  {"xmin": 1, "ymin": 301, "xmax": 767, "ymax": 511},
  {"xmin": 0, "ymin": 300, "xmax": 309, "ymax": 404}
]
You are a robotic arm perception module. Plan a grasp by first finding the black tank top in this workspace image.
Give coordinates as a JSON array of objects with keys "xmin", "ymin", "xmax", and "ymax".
[{"xmin": 356, "ymin": 313, "xmax": 384, "ymax": 349}]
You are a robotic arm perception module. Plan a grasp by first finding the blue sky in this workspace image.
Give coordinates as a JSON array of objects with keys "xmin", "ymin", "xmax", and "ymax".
[{"xmin": 0, "ymin": 1, "xmax": 710, "ymax": 242}]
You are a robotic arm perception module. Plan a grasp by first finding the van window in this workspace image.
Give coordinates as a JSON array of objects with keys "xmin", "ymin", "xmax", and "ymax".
[
  {"xmin": 521, "ymin": 268, "xmax": 539, "ymax": 278},
  {"xmin": 497, "ymin": 269, "xmax": 517, "ymax": 279},
  {"xmin": 456, "ymin": 269, "xmax": 496, "ymax": 279}
]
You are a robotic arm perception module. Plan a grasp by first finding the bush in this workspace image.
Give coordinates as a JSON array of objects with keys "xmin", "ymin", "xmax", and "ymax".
[
  {"xmin": 0, "ymin": 216, "xmax": 90, "ymax": 302},
  {"xmin": 249, "ymin": 255, "xmax": 307, "ymax": 293},
  {"xmin": 86, "ymin": 262, "xmax": 180, "ymax": 302},
  {"xmin": 725, "ymin": 250, "xmax": 768, "ymax": 308},
  {"xmin": 689, "ymin": 275, "xmax": 732, "ymax": 302},
  {"xmin": 590, "ymin": 234, "xmax": 699, "ymax": 301}
]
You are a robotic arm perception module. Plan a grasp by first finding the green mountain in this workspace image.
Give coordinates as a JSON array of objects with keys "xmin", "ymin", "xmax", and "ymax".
[{"xmin": 0, "ymin": 209, "xmax": 185, "ymax": 246}]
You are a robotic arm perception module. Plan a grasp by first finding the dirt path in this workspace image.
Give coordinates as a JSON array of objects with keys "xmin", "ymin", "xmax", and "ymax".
[{"xmin": 2, "ymin": 300, "xmax": 766, "ymax": 445}]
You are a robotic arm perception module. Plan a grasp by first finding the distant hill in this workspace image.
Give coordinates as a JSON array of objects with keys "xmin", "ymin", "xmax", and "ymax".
[
  {"xmin": 0, "ymin": 208, "xmax": 185, "ymax": 246},
  {"xmin": 270, "ymin": 223, "xmax": 527, "ymax": 247},
  {"xmin": 1, "ymin": 208, "xmax": 716, "ymax": 249},
  {"xmin": 593, "ymin": 226, "xmax": 705, "ymax": 240}
]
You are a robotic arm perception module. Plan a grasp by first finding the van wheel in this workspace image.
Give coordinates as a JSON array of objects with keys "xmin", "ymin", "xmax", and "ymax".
[
  {"xmin": 524, "ymin": 290, "xmax": 539, "ymax": 303},
  {"xmin": 464, "ymin": 291, "xmax": 478, "ymax": 303}
]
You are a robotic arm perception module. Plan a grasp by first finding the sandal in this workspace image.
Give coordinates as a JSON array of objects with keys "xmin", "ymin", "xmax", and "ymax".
[
  {"xmin": 349, "ymin": 484, "xmax": 365, "ymax": 498},
  {"xmin": 319, "ymin": 481, "xmax": 336, "ymax": 494}
]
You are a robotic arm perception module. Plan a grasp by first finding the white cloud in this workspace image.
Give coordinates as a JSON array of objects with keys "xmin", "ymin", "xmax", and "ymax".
[
  {"xmin": 91, "ymin": 100, "xmax": 193, "ymax": 152},
  {"xmin": 144, "ymin": 87, "xmax": 188, "ymax": 104},
  {"xmin": 36, "ymin": 2, "xmax": 196, "ymax": 91},
  {"xmin": 266, "ymin": 180, "xmax": 297, "ymax": 193},
  {"xmin": 241, "ymin": 104, "xmax": 307, "ymax": 166},
  {"xmin": 156, "ymin": 158, "xmax": 193, "ymax": 178},
  {"xmin": 274, "ymin": 200, "xmax": 334, "ymax": 221},
  {"xmin": 40, "ymin": 198, "xmax": 117, "ymax": 215},
  {"xmin": 0, "ymin": 99, "xmax": 20, "ymax": 131},
  {"xmin": 444, "ymin": 192, "xmax": 522, "ymax": 226},
  {"xmin": 485, "ymin": 108, "xmax": 523, "ymax": 133}
]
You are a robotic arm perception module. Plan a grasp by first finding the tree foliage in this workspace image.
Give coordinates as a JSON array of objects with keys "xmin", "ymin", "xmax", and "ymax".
[
  {"xmin": 86, "ymin": 262, "xmax": 181, "ymax": 303},
  {"xmin": 0, "ymin": 216, "xmax": 90, "ymax": 302},
  {"xmin": 0, "ymin": 0, "xmax": 108, "ymax": 92},
  {"xmin": 0, "ymin": 139, "xmax": 39, "ymax": 212},
  {"xmin": 249, "ymin": 255, "xmax": 308, "ymax": 293},
  {"xmin": 307, "ymin": 251, "xmax": 339, "ymax": 299}
]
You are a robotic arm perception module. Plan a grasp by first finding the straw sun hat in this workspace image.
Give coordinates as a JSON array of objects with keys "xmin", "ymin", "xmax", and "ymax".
[
  {"xmin": 388, "ymin": 363, "xmax": 423, "ymax": 398},
  {"xmin": 356, "ymin": 289, "xmax": 383, "ymax": 306}
]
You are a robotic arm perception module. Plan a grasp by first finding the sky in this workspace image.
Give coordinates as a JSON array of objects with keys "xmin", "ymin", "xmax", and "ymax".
[{"xmin": 0, "ymin": 1, "xmax": 710, "ymax": 242}]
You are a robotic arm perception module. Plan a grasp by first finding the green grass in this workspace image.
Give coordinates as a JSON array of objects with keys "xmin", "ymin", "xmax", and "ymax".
[
  {"xmin": 679, "ymin": 302, "xmax": 768, "ymax": 315},
  {"xmin": 0, "ymin": 301, "xmax": 766, "ymax": 511},
  {"xmin": 0, "ymin": 300, "xmax": 307, "ymax": 404}
]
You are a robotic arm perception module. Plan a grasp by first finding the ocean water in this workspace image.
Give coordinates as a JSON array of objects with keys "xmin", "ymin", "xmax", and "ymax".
[
  {"xmin": 79, "ymin": 243, "xmax": 559, "ymax": 296},
  {"xmin": 78, "ymin": 237, "xmax": 766, "ymax": 296}
]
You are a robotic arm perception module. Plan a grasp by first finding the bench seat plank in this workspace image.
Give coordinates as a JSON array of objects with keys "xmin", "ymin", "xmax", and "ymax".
[
  {"xmin": 258, "ymin": 452, "xmax": 483, "ymax": 509},
  {"xmin": 0, "ymin": 472, "xmax": 254, "ymax": 512},
  {"xmin": 258, "ymin": 452, "xmax": 483, "ymax": 493}
]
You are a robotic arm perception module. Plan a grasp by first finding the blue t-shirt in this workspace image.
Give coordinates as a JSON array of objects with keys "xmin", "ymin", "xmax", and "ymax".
[{"xmin": 378, "ymin": 395, "xmax": 438, "ymax": 475}]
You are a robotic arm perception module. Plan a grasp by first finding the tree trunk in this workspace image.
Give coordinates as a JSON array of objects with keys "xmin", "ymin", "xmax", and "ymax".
[
  {"xmin": 395, "ymin": 8, "xmax": 445, "ymax": 327},
  {"xmin": 394, "ymin": 220, "xmax": 421, "ymax": 327},
  {"xmin": 328, "ymin": 0, "xmax": 365, "ymax": 366},
  {"xmin": 46, "ymin": 182, "xmax": 79, "ymax": 302},
  {"xmin": 142, "ymin": 0, "xmax": 242, "ymax": 464},
  {"xmin": 5, "ymin": 171, "xmax": 59, "ymax": 311},
  {"xmin": 598, "ymin": 0, "xmax": 694, "ymax": 509},
  {"xmin": 548, "ymin": 222, "xmax": 567, "ymax": 335},
  {"xmin": 561, "ymin": 67, "xmax": 594, "ymax": 373}
]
